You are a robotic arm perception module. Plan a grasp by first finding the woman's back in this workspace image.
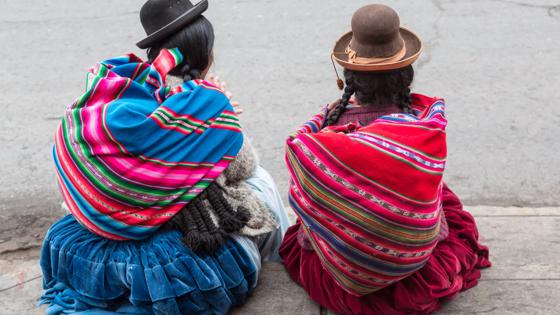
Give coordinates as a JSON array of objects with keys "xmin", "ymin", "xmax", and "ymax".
[{"xmin": 279, "ymin": 4, "xmax": 490, "ymax": 315}]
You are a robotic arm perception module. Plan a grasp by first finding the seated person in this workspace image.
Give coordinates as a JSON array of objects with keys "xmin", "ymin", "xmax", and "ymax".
[
  {"xmin": 279, "ymin": 4, "xmax": 491, "ymax": 315},
  {"xmin": 39, "ymin": 1, "xmax": 289, "ymax": 314}
]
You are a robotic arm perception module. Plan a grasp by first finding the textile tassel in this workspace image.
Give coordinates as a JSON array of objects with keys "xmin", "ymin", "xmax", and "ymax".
[
  {"xmin": 337, "ymin": 78, "xmax": 344, "ymax": 90},
  {"xmin": 331, "ymin": 54, "xmax": 344, "ymax": 90}
]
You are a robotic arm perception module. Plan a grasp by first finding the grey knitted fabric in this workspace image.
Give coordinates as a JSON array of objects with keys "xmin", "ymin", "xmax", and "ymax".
[{"xmin": 216, "ymin": 136, "xmax": 278, "ymax": 237}]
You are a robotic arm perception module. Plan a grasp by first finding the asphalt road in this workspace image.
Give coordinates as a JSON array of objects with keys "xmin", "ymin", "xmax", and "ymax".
[{"xmin": 0, "ymin": 0, "xmax": 559, "ymax": 238}]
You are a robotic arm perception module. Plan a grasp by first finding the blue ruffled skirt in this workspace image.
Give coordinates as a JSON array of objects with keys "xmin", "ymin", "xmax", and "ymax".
[{"xmin": 40, "ymin": 215, "xmax": 259, "ymax": 315}]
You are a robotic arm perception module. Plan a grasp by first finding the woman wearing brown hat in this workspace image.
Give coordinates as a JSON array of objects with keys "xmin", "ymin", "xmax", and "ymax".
[
  {"xmin": 279, "ymin": 4, "xmax": 491, "ymax": 314},
  {"xmin": 39, "ymin": 1, "xmax": 290, "ymax": 314}
]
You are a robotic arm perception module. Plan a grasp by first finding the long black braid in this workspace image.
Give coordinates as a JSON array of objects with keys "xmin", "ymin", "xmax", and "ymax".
[
  {"xmin": 326, "ymin": 66, "xmax": 415, "ymax": 126},
  {"xmin": 205, "ymin": 184, "xmax": 251, "ymax": 233},
  {"xmin": 143, "ymin": 15, "xmax": 250, "ymax": 253},
  {"xmin": 181, "ymin": 199, "xmax": 203, "ymax": 251},
  {"xmin": 163, "ymin": 182, "xmax": 250, "ymax": 253},
  {"xmin": 145, "ymin": 17, "xmax": 247, "ymax": 254},
  {"xmin": 400, "ymin": 85, "xmax": 414, "ymax": 114},
  {"xmin": 326, "ymin": 72, "xmax": 356, "ymax": 126},
  {"xmin": 194, "ymin": 195, "xmax": 225, "ymax": 252}
]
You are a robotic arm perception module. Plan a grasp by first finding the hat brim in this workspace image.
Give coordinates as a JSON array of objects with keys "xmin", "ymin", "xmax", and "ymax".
[
  {"xmin": 136, "ymin": 0, "xmax": 209, "ymax": 49},
  {"xmin": 332, "ymin": 27, "xmax": 423, "ymax": 72}
]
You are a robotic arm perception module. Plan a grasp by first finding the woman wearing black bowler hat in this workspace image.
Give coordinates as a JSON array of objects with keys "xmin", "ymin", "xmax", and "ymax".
[{"xmin": 39, "ymin": 1, "xmax": 290, "ymax": 314}]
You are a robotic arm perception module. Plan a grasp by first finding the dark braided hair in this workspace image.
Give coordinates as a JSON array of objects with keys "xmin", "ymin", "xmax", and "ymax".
[
  {"xmin": 146, "ymin": 18, "xmax": 247, "ymax": 254},
  {"xmin": 326, "ymin": 72, "xmax": 356, "ymax": 126},
  {"xmin": 326, "ymin": 66, "xmax": 415, "ymax": 126},
  {"xmin": 163, "ymin": 182, "xmax": 250, "ymax": 253},
  {"xmin": 147, "ymin": 16, "xmax": 214, "ymax": 82},
  {"xmin": 205, "ymin": 184, "xmax": 251, "ymax": 233},
  {"xmin": 192, "ymin": 195, "xmax": 225, "ymax": 252}
]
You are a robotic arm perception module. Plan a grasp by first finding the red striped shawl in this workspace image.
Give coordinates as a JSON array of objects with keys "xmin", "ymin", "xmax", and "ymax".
[{"xmin": 286, "ymin": 94, "xmax": 448, "ymax": 296}]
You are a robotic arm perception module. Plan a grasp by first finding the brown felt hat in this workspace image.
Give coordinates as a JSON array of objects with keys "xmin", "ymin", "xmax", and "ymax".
[{"xmin": 332, "ymin": 4, "xmax": 423, "ymax": 72}]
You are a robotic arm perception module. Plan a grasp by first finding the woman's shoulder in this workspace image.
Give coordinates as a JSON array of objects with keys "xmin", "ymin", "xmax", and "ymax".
[
  {"xmin": 177, "ymin": 79, "xmax": 227, "ymax": 95},
  {"xmin": 411, "ymin": 93, "xmax": 444, "ymax": 107},
  {"xmin": 165, "ymin": 79, "xmax": 234, "ymax": 111}
]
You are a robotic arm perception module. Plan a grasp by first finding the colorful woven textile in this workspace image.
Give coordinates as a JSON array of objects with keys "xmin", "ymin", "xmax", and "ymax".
[
  {"xmin": 54, "ymin": 48, "xmax": 243, "ymax": 241},
  {"xmin": 285, "ymin": 94, "xmax": 447, "ymax": 296},
  {"xmin": 280, "ymin": 184, "xmax": 491, "ymax": 315}
]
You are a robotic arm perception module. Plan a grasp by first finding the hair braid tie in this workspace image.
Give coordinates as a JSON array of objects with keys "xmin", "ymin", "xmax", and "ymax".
[
  {"xmin": 189, "ymin": 69, "xmax": 201, "ymax": 80},
  {"xmin": 181, "ymin": 63, "xmax": 193, "ymax": 82},
  {"xmin": 180, "ymin": 63, "xmax": 202, "ymax": 82}
]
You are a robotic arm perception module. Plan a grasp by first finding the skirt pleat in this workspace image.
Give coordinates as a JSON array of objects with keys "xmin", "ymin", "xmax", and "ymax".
[
  {"xmin": 279, "ymin": 184, "xmax": 491, "ymax": 315},
  {"xmin": 40, "ymin": 215, "xmax": 258, "ymax": 315}
]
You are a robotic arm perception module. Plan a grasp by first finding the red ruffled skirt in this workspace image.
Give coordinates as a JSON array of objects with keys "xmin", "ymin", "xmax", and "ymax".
[{"xmin": 279, "ymin": 185, "xmax": 491, "ymax": 315}]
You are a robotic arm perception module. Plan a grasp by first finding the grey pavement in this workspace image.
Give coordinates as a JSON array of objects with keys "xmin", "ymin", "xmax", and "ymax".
[
  {"xmin": 1, "ymin": 0, "xmax": 559, "ymax": 224},
  {"xmin": 2, "ymin": 206, "xmax": 560, "ymax": 314},
  {"xmin": 1, "ymin": 0, "xmax": 560, "ymax": 314}
]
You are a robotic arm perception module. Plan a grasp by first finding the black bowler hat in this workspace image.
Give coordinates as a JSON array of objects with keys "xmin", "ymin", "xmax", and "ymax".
[{"xmin": 137, "ymin": 0, "xmax": 209, "ymax": 49}]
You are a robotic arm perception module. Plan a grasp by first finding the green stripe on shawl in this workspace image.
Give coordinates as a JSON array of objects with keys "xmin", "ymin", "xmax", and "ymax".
[{"xmin": 287, "ymin": 148, "xmax": 440, "ymax": 245}]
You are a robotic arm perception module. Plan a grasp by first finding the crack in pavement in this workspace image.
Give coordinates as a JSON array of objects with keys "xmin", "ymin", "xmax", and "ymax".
[
  {"xmin": 416, "ymin": 0, "xmax": 445, "ymax": 69},
  {"xmin": 0, "ymin": 275, "xmax": 41, "ymax": 293},
  {"xmin": 495, "ymin": 0, "xmax": 557, "ymax": 9},
  {"xmin": 0, "ymin": 244, "xmax": 41, "ymax": 256},
  {"xmin": 471, "ymin": 307, "xmax": 500, "ymax": 314},
  {"xmin": 493, "ymin": 0, "xmax": 560, "ymax": 18}
]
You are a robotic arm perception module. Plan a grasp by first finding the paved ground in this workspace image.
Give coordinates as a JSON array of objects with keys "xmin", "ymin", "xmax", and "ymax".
[
  {"xmin": 1, "ymin": 1, "xmax": 559, "ymax": 233},
  {"xmin": 2, "ymin": 206, "xmax": 560, "ymax": 314},
  {"xmin": 1, "ymin": 0, "xmax": 559, "ymax": 313}
]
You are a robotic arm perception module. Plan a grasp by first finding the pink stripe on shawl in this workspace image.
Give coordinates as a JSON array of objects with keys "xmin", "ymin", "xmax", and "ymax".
[
  {"xmin": 296, "ymin": 135, "xmax": 442, "ymax": 218},
  {"xmin": 79, "ymin": 101, "xmax": 230, "ymax": 189},
  {"xmin": 56, "ymin": 129, "xmax": 180, "ymax": 226}
]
